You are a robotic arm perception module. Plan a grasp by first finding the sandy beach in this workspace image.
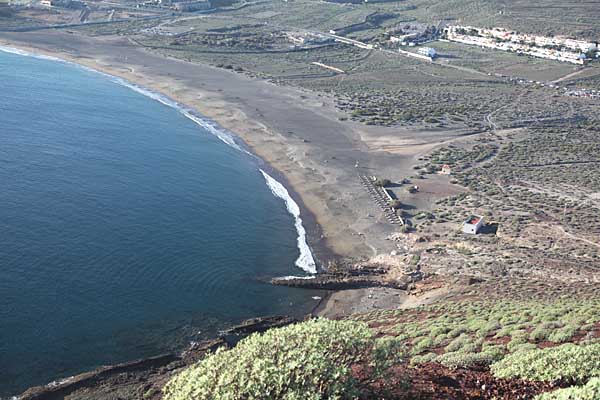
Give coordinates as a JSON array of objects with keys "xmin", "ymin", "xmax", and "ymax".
[
  {"xmin": 0, "ymin": 31, "xmax": 479, "ymax": 330},
  {"xmin": 0, "ymin": 31, "xmax": 470, "ymax": 263}
]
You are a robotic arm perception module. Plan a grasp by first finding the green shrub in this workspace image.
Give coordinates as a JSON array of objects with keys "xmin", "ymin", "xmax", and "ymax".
[
  {"xmin": 390, "ymin": 199, "xmax": 402, "ymax": 209},
  {"xmin": 411, "ymin": 352, "xmax": 437, "ymax": 365},
  {"xmin": 412, "ymin": 337, "xmax": 434, "ymax": 355},
  {"xmin": 445, "ymin": 334, "xmax": 472, "ymax": 352},
  {"xmin": 530, "ymin": 327, "xmax": 551, "ymax": 342},
  {"xmin": 491, "ymin": 343, "xmax": 600, "ymax": 383},
  {"xmin": 432, "ymin": 333, "xmax": 448, "ymax": 346},
  {"xmin": 535, "ymin": 378, "xmax": 600, "ymax": 400},
  {"xmin": 436, "ymin": 351, "xmax": 495, "ymax": 369},
  {"xmin": 375, "ymin": 178, "xmax": 391, "ymax": 187},
  {"xmin": 510, "ymin": 343, "xmax": 538, "ymax": 354},
  {"xmin": 481, "ymin": 344, "xmax": 506, "ymax": 361},
  {"xmin": 476, "ymin": 322, "xmax": 500, "ymax": 338},
  {"xmin": 163, "ymin": 319, "xmax": 404, "ymax": 400},
  {"xmin": 447, "ymin": 326, "xmax": 468, "ymax": 339},
  {"xmin": 548, "ymin": 326, "xmax": 578, "ymax": 343}
]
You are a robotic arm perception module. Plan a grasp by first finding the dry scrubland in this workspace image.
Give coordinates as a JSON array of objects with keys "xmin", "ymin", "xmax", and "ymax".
[
  {"xmin": 125, "ymin": 1, "xmax": 600, "ymax": 395},
  {"xmin": 4, "ymin": 0, "xmax": 600, "ymax": 398}
]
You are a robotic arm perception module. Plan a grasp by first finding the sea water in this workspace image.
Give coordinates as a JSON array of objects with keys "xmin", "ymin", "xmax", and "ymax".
[{"xmin": 0, "ymin": 48, "xmax": 318, "ymax": 396}]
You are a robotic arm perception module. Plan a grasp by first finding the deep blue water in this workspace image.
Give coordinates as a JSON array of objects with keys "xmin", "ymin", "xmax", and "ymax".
[{"xmin": 0, "ymin": 49, "xmax": 318, "ymax": 396}]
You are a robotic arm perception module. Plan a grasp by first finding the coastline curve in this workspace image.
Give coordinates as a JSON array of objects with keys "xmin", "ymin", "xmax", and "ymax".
[{"xmin": 0, "ymin": 44, "xmax": 318, "ymax": 275}]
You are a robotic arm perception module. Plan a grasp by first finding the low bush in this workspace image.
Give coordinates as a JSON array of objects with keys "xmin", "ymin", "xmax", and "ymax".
[
  {"xmin": 491, "ymin": 343, "xmax": 600, "ymax": 383},
  {"xmin": 548, "ymin": 326, "xmax": 578, "ymax": 343},
  {"xmin": 436, "ymin": 351, "xmax": 495, "ymax": 369},
  {"xmin": 411, "ymin": 337, "xmax": 434, "ymax": 355},
  {"xmin": 390, "ymin": 199, "xmax": 402, "ymax": 209},
  {"xmin": 163, "ymin": 319, "xmax": 405, "ymax": 400},
  {"xmin": 445, "ymin": 334, "xmax": 472, "ymax": 352},
  {"xmin": 375, "ymin": 178, "xmax": 391, "ymax": 187},
  {"xmin": 530, "ymin": 327, "xmax": 551, "ymax": 342},
  {"xmin": 535, "ymin": 378, "xmax": 600, "ymax": 400},
  {"xmin": 410, "ymin": 352, "xmax": 437, "ymax": 365}
]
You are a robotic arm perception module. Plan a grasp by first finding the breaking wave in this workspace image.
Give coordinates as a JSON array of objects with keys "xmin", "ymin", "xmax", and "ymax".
[
  {"xmin": 260, "ymin": 170, "xmax": 317, "ymax": 274},
  {"xmin": 0, "ymin": 44, "xmax": 317, "ymax": 275}
]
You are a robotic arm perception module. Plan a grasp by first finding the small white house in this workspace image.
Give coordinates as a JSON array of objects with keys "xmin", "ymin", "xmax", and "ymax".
[
  {"xmin": 418, "ymin": 47, "xmax": 437, "ymax": 58},
  {"xmin": 463, "ymin": 215, "xmax": 484, "ymax": 234},
  {"xmin": 440, "ymin": 164, "xmax": 452, "ymax": 175}
]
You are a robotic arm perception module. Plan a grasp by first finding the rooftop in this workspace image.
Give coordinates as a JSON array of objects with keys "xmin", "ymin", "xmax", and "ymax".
[{"xmin": 465, "ymin": 215, "xmax": 482, "ymax": 225}]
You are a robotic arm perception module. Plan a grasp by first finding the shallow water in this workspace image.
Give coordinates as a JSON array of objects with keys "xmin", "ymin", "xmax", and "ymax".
[{"xmin": 0, "ymin": 49, "xmax": 318, "ymax": 395}]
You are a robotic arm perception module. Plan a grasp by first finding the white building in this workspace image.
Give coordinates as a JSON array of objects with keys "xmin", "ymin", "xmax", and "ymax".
[
  {"xmin": 173, "ymin": 0, "xmax": 210, "ymax": 10},
  {"xmin": 440, "ymin": 164, "xmax": 452, "ymax": 175},
  {"xmin": 418, "ymin": 47, "xmax": 437, "ymax": 58},
  {"xmin": 463, "ymin": 215, "xmax": 484, "ymax": 234},
  {"xmin": 445, "ymin": 25, "xmax": 597, "ymax": 65}
]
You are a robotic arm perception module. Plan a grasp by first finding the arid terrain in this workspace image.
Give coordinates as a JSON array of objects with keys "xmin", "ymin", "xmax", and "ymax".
[{"xmin": 2, "ymin": 0, "xmax": 600, "ymax": 398}]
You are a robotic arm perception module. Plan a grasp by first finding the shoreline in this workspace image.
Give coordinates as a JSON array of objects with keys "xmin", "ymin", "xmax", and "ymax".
[
  {"xmin": 0, "ymin": 29, "xmax": 466, "ymax": 398},
  {"xmin": 0, "ymin": 30, "xmax": 427, "ymax": 262},
  {"xmin": 0, "ymin": 38, "xmax": 337, "ymax": 397},
  {"xmin": 0, "ymin": 40, "xmax": 334, "ymax": 273}
]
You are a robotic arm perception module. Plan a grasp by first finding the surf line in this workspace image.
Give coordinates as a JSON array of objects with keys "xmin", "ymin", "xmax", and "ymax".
[{"xmin": 0, "ymin": 44, "xmax": 318, "ymax": 275}]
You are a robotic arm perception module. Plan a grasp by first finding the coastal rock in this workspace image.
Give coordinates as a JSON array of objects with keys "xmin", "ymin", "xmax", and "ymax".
[
  {"xmin": 17, "ymin": 316, "xmax": 297, "ymax": 400},
  {"xmin": 19, "ymin": 354, "xmax": 180, "ymax": 400},
  {"xmin": 218, "ymin": 316, "xmax": 297, "ymax": 347},
  {"xmin": 271, "ymin": 274, "xmax": 410, "ymax": 290}
]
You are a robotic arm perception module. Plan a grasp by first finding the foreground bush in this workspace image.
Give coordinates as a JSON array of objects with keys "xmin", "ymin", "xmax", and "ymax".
[
  {"xmin": 535, "ymin": 378, "xmax": 600, "ymax": 400},
  {"xmin": 163, "ymin": 319, "xmax": 404, "ymax": 400},
  {"xmin": 491, "ymin": 343, "xmax": 600, "ymax": 383}
]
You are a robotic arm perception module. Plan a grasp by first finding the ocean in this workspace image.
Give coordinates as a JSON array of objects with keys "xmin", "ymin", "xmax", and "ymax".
[{"xmin": 0, "ymin": 48, "xmax": 319, "ymax": 396}]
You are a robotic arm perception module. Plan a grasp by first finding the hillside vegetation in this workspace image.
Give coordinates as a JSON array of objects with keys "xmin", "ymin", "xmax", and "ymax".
[{"xmin": 164, "ymin": 296, "xmax": 600, "ymax": 399}]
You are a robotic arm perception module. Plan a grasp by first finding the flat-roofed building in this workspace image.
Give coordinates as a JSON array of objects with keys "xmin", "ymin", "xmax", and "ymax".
[
  {"xmin": 440, "ymin": 164, "xmax": 452, "ymax": 175},
  {"xmin": 418, "ymin": 47, "xmax": 437, "ymax": 58},
  {"xmin": 173, "ymin": 0, "xmax": 210, "ymax": 10},
  {"xmin": 463, "ymin": 215, "xmax": 484, "ymax": 234}
]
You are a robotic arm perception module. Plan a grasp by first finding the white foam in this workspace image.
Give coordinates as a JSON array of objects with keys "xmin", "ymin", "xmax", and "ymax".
[
  {"xmin": 261, "ymin": 170, "xmax": 317, "ymax": 274},
  {"xmin": 102, "ymin": 77, "xmax": 247, "ymax": 153},
  {"xmin": 0, "ymin": 45, "xmax": 244, "ymax": 152},
  {"xmin": 1, "ymin": 45, "xmax": 318, "ymax": 275},
  {"xmin": 0, "ymin": 44, "xmax": 64, "ymax": 62},
  {"xmin": 273, "ymin": 275, "xmax": 317, "ymax": 281}
]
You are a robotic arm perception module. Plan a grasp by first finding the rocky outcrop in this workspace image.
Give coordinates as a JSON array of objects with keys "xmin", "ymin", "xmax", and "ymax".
[
  {"xmin": 18, "ymin": 316, "xmax": 297, "ymax": 400},
  {"xmin": 218, "ymin": 316, "xmax": 297, "ymax": 347},
  {"xmin": 272, "ymin": 274, "xmax": 411, "ymax": 290},
  {"xmin": 19, "ymin": 354, "xmax": 180, "ymax": 400},
  {"xmin": 272, "ymin": 261, "xmax": 424, "ymax": 290}
]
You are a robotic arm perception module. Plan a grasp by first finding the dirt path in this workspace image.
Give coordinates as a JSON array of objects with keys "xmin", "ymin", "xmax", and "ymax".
[
  {"xmin": 552, "ymin": 67, "xmax": 590, "ymax": 84},
  {"xmin": 558, "ymin": 226, "xmax": 600, "ymax": 249}
]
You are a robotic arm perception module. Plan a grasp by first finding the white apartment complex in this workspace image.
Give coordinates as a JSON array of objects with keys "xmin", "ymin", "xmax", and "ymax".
[{"xmin": 445, "ymin": 25, "xmax": 598, "ymax": 65}]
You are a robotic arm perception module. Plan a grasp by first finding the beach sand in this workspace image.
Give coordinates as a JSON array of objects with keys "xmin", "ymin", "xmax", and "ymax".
[
  {"xmin": 0, "ymin": 30, "xmax": 471, "ymax": 314},
  {"xmin": 315, "ymin": 285, "xmax": 454, "ymax": 319}
]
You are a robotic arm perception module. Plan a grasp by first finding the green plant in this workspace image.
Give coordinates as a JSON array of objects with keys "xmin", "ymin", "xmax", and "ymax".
[
  {"xmin": 548, "ymin": 326, "xmax": 578, "ymax": 343},
  {"xmin": 446, "ymin": 334, "xmax": 473, "ymax": 352},
  {"xmin": 375, "ymin": 178, "xmax": 391, "ymax": 187},
  {"xmin": 163, "ymin": 319, "xmax": 405, "ymax": 400},
  {"xmin": 411, "ymin": 336, "xmax": 434, "ymax": 355},
  {"xmin": 390, "ymin": 199, "xmax": 402, "ymax": 209},
  {"xmin": 491, "ymin": 343, "xmax": 600, "ymax": 383},
  {"xmin": 436, "ymin": 351, "xmax": 495, "ymax": 369},
  {"xmin": 530, "ymin": 327, "xmax": 551, "ymax": 342},
  {"xmin": 535, "ymin": 378, "xmax": 600, "ymax": 400},
  {"xmin": 143, "ymin": 388, "xmax": 158, "ymax": 399},
  {"xmin": 410, "ymin": 352, "xmax": 437, "ymax": 365}
]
